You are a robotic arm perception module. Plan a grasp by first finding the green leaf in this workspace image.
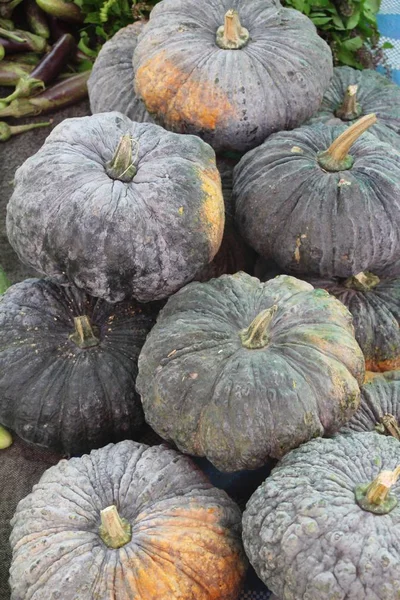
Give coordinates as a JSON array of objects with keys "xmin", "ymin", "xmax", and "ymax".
[
  {"xmin": 346, "ymin": 8, "xmax": 361, "ymax": 29},
  {"xmin": 382, "ymin": 41, "xmax": 394, "ymax": 49},
  {"xmin": 78, "ymin": 34, "xmax": 98, "ymax": 57},
  {"xmin": 291, "ymin": 0, "xmax": 305, "ymax": 11},
  {"xmin": 336, "ymin": 46, "xmax": 363, "ymax": 68},
  {"xmin": 0, "ymin": 267, "xmax": 10, "ymax": 295},
  {"xmin": 311, "ymin": 16, "xmax": 332, "ymax": 24},
  {"xmin": 363, "ymin": 0, "xmax": 380, "ymax": 13},
  {"xmin": 332, "ymin": 13, "xmax": 345, "ymax": 29},
  {"xmin": 342, "ymin": 36, "xmax": 363, "ymax": 50}
]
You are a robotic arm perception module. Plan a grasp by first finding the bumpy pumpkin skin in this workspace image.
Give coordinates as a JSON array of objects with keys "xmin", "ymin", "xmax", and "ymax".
[
  {"xmin": 133, "ymin": 0, "xmax": 333, "ymax": 153},
  {"xmin": 88, "ymin": 23, "xmax": 154, "ymax": 122},
  {"xmin": 10, "ymin": 440, "xmax": 247, "ymax": 600},
  {"xmin": 340, "ymin": 371, "xmax": 400, "ymax": 436},
  {"xmin": 308, "ymin": 66, "xmax": 400, "ymax": 151},
  {"xmin": 6, "ymin": 112, "xmax": 225, "ymax": 303},
  {"xmin": 137, "ymin": 272, "xmax": 364, "ymax": 472},
  {"xmin": 0, "ymin": 279, "xmax": 161, "ymax": 455},
  {"xmin": 243, "ymin": 432, "xmax": 400, "ymax": 600},
  {"xmin": 234, "ymin": 123, "xmax": 400, "ymax": 278}
]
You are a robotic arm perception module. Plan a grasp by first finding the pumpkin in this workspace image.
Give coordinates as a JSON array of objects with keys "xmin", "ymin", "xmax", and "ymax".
[
  {"xmin": 136, "ymin": 272, "xmax": 364, "ymax": 472},
  {"xmin": 0, "ymin": 278, "xmax": 161, "ymax": 455},
  {"xmin": 132, "ymin": 0, "xmax": 333, "ymax": 153},
  {"xmin": 308, "ymin": 66, "xmax": 400, "ymax": 151},
  {"xmin": 234, "ymin": 114, "xmax": 400, "ymax": 278},
  {"xmin": 6, "ymin": 112, "xmax": 225, "ymax": 303},
  {"xmin": 243, "ymin": 432, "xmax": 400, "ymax": 599},
  {"xmin": 340, "ymin": 371, "xmax": 400, "ymax": 439},
  {"xmin": 88, "ymin": 22, "xmax": 154, "ymax": 123},
  {"xmin": 10, "ymin": 440, "xmax": 247, "ymax": 600}
]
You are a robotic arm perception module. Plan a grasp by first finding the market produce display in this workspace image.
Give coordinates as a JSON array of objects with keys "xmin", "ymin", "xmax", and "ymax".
[{"xmin": 10, "ymin": 440, "xmax": 247, "ymax": 599}]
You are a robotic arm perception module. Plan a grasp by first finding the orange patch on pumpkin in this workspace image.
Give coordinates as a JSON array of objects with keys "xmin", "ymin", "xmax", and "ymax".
[
  {"xmin": 363, "ymin": 370, "xmax": 384, "ymax": 384},
  {"xmin": 365, "ymin": 356, "xmax": 400, "ymax": 373},
  {"xmin": 198, "ymin": 166, "xmax": 225, "ymax": 260},
  {"xmin": 135, "ymin": 51, "xmax": 236, "ymax": 132}
]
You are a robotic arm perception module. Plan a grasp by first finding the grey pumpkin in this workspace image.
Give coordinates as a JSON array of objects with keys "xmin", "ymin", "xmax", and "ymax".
[
  {"xmin": 307, "ymin": 66, "xmax": 400, "ymax": 151},
  {"xmin": 133, "ymin": 0, "xmax": 333, "ymax": 153},
  {"xmin": 136, "ymin": 272, "xmax": 364, "ymax": 472},
  {"xmin": 88, "ymin": 22, "xmax": 154, "ymax": 122},
  {"xmin": 6, "ymin": 112, "xmax": 225, "ymax": 303},
  {"xmin": 9, "ymin": 440, "xmax": 247, "ymax": 600},
  {"xmin": 243, "ymin": 432, "xmax": 400, "ymax": 600}
]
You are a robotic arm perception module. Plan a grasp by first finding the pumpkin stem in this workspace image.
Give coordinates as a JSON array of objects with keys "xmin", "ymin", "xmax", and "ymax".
[
  {"xmin": 105, "ymin": 134, "xmax": 138, "ymax": 183},
  {"xmin": 355, "ymin": 466, "xmax": 400, "ymax": 514},
  {"xmin": 216, "ymin": 10, "xmax": 250, "ymax": 50},
  {"xmin": 0, "ymin": 425, "xmax": 13, "ymax": 450},
  {"xmin": 375, "ymin": 414, "xmax": 400, "ymax": 441},
  {"xmin": 317, "ymin": 113, "xmax": 377, "ymax": 172},
  {"xmin": 334, "ymin": 85, "xmax": 362, "ymax": 121},
  {"xmin": 69, "ymin": 316, "xmax": 100, "ymax": 349},
  {"xmin": 99, "ymin": 505, "xmax": 132, "ymax": 549},
  {"xmin": 343, "ymin": 271, "xmax": 380, "ymax": 292},
  {"xmin": 240, "ymin": 305, "xmax": 278, "ymax": 349}
]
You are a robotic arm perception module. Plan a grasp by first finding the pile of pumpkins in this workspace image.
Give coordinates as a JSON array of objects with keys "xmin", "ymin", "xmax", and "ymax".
[{"xmin": 1, "ymin": 0, "xmax": 400, "ymax": 598}]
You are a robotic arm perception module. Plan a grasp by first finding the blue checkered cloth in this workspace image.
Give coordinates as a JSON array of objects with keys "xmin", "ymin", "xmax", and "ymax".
[{"xmin": 378, "ymin": 0, "xmax": 400, "ymax": 85}]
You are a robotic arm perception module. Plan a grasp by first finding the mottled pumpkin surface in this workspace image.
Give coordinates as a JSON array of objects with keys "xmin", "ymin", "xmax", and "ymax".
[
  {"xmin": 6, "ymin": 112, "xmax": 225, "ymax": 303},
  {"xmin": 340, "ymin": 371, "xmax": 400, "ymax": 436},
  {"xmin": 243, "ymin": 432, "xmax": 400, "ymax": 600},
  {"xmin": 88, "ymin": 23, "xmax": 154, "ymax": 122},
  {"xmin": 10, "ymin": 440, "xmax": 247, "ymax": 600},
  {"xmin": 0, "ymin": 278, "xmax": 161, "ymax": 454},
  {"xmin": 234, "ymin": 123, "xmax": 400, "ymax": 278},
  {"xmin": 133, "ymin": 0, "xmax": 333, "ymax": 153},
  {"xmin": 136, "ymin": 272, "xmax": 364, "ymax": 472},
  {"xmin": 308, "ymin": 66, "xmax": 400, "ymax": 151}
]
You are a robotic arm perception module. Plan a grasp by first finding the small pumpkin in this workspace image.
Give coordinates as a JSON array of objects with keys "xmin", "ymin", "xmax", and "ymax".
[
  {"xmin": 88, "ymin": 22, "xmax": 154, "ymax": 123},
  {"xmin": 243, "ymin": 432, "xmax": 400, "ymax": 600},
  {"xmin": 133, "ymin": 0, "xmax": 333, "ymax": 153},
  {"xmin": 341, "ymin": 371, "xmax": 400, "ymax": 439},
  {"xmin": 6, "ymin": 112, "xmax": 225, "ymax": 302},
  {"xmin": 10, "ymin": 440, "xmax": 247, "ymax": 599},
  {"xmin": 0, "ymin": 278, "xmax": 161, "ymax": 455},
  {"xmin": 137, "ymin": 272, "xmax": 364, "ymax": 472},
  {"xmin": 308, "ymin": 66, "xmax": 400, "ymax": 151},
  {"xmin": 234, "ymin": 114, "xmax": 400, "ymax": 278}
]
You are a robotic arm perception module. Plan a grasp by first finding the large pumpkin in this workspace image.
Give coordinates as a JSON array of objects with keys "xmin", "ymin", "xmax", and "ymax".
[
  {"xmin": 0, "ymin": 278, "xmax": 161, "ymax": 455},
  {"xmin": 243, "ymin": 432, "xmax": 400, "ymax": 599},
  {"xmin": 308, "ymin": 66, "xmax": 400, "ymax": 151},
  {"xmin": 136, "ymin": 272, "xmax": 364, "ymax": 472},
  {"xmin": 234, "ymin": 115, "xmax": 400, "ymax": 278},
  {"xmin": 341, "ymin": 371, "xmax": 400, "ymax": 439},
  {"xmin": 133, "ymin": 0, "xmax": 333, "ymax": 153},
  {"xmin": 6, "ymin": 112, "xmax": 225, "ymax": 303},
  {"xmin": 88, "ymin": 22, "xmax": 154, "ymax": 123},
  {"xmin": 10, "ymin": 440, "xmax": 247, "ymax": 599}
]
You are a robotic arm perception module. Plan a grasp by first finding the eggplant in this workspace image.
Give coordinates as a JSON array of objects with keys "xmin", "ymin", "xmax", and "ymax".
[{"xmin": 0, "ymin": 118, "xmax": 51, "ymax": 140}]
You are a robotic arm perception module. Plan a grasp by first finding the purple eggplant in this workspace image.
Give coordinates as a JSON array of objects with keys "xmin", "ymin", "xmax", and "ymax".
[
  {"xmin": 0, "ymin": 29, "xmax": 47, "ymax": 52},
  {"xmin": 35, "ymin": 0, "xmax": 83, "ymax": 23},
  {"xmin": 26, "ymin": 0, "xmax": 50, "ymax": 38},
  {"xmin": 0, "ymin": 60, "xmax": 34, "ymax": 85}
]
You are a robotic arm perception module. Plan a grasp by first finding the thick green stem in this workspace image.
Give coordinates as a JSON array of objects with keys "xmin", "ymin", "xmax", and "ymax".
[
  {"xmin": 317, "ymin": 113, "xmax": 377, "ymax": 172},
  {"xmin": 240, "ymin": 305, "xmax": 278, "ymax": 349},
  {"xmin": 69, "ymin": 315, "xmax": 100, "ymax": 349},
  {"xmin": 99, "ymin": 506, "xmax": 132, "ymax": 549},
  {"xmin": 1, "ymin": 76, "xmax": 45, "ymax": 103},
  {"xmin": 105, "ymin": 134, "xmax": 137, "ymax": 182},
  {"xmin": 344, "ymin": 271, "xmax": 380, "ymax": 292},
  {"xmin": 216, "ymin": 9, "xmax": 249, "ymax": 50},
  {"xmin": 0, "ymin": 27, "xmax": 25, "ymax": 42},
  {"xmin": 355, "ymin": 466, "xmax": 400, "ymax": 514},
  {"xmin": 375, "ymin": 414, "xmax": 400, "ymax": 441},
  {"xmin": 335, "ymin": 85, "xmax": 362, "ymax": 121},
  {"xmin": 0, "ymin": 119, "xmax": 51, "ymax": 141}
]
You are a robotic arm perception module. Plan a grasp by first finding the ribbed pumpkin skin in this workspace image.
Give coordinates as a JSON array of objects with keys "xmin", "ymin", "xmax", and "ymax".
[
  {"xmin": 0, "ymin": 279, "xmax": 161, "ymax": 455},
  {"xmin": 308, "ymin": 66, "xmax": 400, "ymax": 151},
  {"xmin": 234, "ymin": 124, "xmax": 400, "ymax": 278},
  {"xmin": 306, "ymin": 274, "xmax": 400, "ymax": 372},
  {"xmin": 133, "ymin": 0, "xmax": 333, "ymax": 153},
  {"xmin": 10, "ymin": 440, "xmax": 247, "ymax": 600},
  {"xmin": 341, "ymin": 371, "xmax": 400, "ymax": 435},
  {"xmin": 6, "ymin": 112, "xmax": 225, "ymax": 303},
  {"xmin": 243, "ymin": 432, "xmax": 400, "ymax": 599},
  {"xmin": 88, "ymin": 23, "xmax": 154, "ymax": 122},
  {"xmin": 137, "ymin": 272, "xmax": 364, "ymax": 472}
]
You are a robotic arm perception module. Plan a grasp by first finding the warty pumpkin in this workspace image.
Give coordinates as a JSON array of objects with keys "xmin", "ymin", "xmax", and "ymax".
[
  {"xmin": 9, "ymin": 440, "xmax": 247, "ymax": 600},
  {"xmin": 136, "ymin": 272, "xmax": 364, "ymax": 472},
  {"xmin": 88, "ymin": 22, "xmax": 154, "ymax": 123},
  {"xmin": 243, "ymin": 432, "xmax": 400, "ymax": 600},
  {"xmin": 6, "ymin": 112, "xmax": 225, "ymax": 303},
  {"xmin": 308, "ymin": 66, "xmax": 400, "ymax": 151},
  {"xmin": 133, "ymin": 0, "xmax": 333, "ymax": 153},
  {"xmin": 0, "ymin": 278, "xmax": 161, "ymax": 455},
  {"xmin": 234, "ymin": 114, "xmax": 400, "ymax": 278}
]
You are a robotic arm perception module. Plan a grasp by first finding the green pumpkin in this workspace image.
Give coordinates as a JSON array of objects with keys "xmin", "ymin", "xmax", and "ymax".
[{"xmin": 136, "ymin": 272, "xmax": 364, "ymax": 472}]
